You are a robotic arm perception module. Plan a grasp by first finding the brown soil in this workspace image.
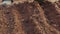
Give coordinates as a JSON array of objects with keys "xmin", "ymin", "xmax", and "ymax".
[{"xmin": 0, "ymin": 1, "xmax": 60, "ymax": 34}]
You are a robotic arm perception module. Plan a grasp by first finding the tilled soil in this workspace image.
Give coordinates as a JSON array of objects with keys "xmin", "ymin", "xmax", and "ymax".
[
  {"xmin": 40, "ymin": 2, "xmax": 60, "ymax": 31},
  {"xmin": 0, "ymin": 1, "xmax": 60, "ymax": 34}
]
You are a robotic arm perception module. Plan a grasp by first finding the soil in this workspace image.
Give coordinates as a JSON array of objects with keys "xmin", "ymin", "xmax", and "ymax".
[{"xmin": 0, "ymin": 1, "xmax": 60, "ymax": 34}]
